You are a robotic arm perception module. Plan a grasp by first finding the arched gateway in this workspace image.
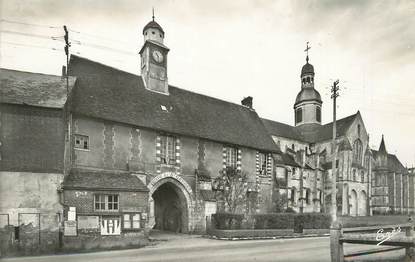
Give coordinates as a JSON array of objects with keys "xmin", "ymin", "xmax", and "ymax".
[{"xmin": 147, "ymin": 172, "xmax": 194, "ymax": 233}]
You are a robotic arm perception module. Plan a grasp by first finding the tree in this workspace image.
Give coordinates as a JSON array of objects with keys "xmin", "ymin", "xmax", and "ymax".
[{"xmin": 213, "ymin": 167, "xmax": 249, "ymax": 213}]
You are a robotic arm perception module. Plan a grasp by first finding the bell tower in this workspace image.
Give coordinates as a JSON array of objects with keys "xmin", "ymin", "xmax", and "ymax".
[
  {"xmin": 294, "ymin": 42, "xmax": 322, "ymax": 126},
  {"xmin": 139, "ymin": 11, "xmax": 169, "ymax": 94}
]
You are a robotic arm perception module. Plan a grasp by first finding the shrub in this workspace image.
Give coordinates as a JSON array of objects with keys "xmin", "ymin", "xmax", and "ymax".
[
  {"xmin": 212, "ymin": 212, "xmax": 244, "ymax": 230},
  {"xmin": 253, "ymin": 213, "xmax": 295, "ymax": 229},
  {"xmin": 294, "ymin": 213, "xmax": 331, "ymax": 230}
]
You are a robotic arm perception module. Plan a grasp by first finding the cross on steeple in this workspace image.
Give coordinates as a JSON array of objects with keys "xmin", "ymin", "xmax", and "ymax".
[
  {"xmin": 304, "ymin": 41, "xmax": 311, "ymax": 63},
  {"xmin": 152, "ymin": 7, "xmax": 155, "ymax": 21}
]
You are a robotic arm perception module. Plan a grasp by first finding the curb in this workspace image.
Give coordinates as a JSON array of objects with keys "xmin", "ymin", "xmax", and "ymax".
[{"xmin": 203, "ymin": 233, "xmax": 330, "ymax": 241}]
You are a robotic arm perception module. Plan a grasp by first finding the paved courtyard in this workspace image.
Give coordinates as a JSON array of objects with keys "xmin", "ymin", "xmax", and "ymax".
[{"xmin": 2, "ymin": 233, "xmax": 405, "ymax": 262}]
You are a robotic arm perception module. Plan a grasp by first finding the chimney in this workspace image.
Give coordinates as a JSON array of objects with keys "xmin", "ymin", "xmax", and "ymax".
[
  {"xmin": 62, "ymin": 66, "xmax": 67, "ymax": 77},
  {"xmin": 241, "ymin": 96, "xmax": 253, "ymax": 109}
]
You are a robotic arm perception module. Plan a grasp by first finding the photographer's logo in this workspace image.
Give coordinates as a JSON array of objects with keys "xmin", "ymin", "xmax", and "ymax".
[{"xmin": 376, "ymin": 227, "xmax": 401, "ymax": 246}]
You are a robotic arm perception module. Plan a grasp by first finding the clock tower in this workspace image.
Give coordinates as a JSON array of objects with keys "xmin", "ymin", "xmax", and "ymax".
[{"xmin": 139, "ymin": 15, "xmax": 169, "ymax": 94}]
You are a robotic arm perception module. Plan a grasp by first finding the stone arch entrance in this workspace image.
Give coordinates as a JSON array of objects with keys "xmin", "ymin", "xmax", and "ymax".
[
  {"xmin": 359, "ymin": 190, "xmax": 367, "ymax": 216},
  {"xmin": 148, "ymin": 173, "xmax": 194, "ymax": 233},
  {"xmin": 350, "ymin": 189, "xmax": 358, "ymax": 216}
]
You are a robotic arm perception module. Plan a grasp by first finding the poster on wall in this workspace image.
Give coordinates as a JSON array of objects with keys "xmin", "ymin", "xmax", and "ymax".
[
  {"xmin": 77, "ymin": 216, "xmax": 99, "ymax": 229},
  {"xmin": 64, "ymin": 220, "xmax": 77, "ymax": 236}
]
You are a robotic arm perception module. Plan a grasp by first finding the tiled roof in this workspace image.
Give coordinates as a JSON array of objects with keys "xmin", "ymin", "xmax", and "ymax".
[
  {"xmin": 68, "ymin": 55, "xmax": 279, "ymax": 153},
  {"xmin": 372, "ymin": 150, "xmax": 407, "ymax": 173},
  {"xmin": 275, "ymin": 153, "xmax": 301, "ymax": 167},
  {"xmin": 63, "ymin": 168, "xmax": 148, "ymax": 191},
  {"xmin": 261, "ymin": 118, "xmax": 303, "ymax": 140},
  {"xmin": 0, "ymin": 68, "xmax": 76, "ymax": 108},
  {"xmin": 313, "ymin": 113, "xmax": 358, "ymax": 143},
  {"xmin": 262, "ymin": 113, "xmax": 358, "ymax": 144}
]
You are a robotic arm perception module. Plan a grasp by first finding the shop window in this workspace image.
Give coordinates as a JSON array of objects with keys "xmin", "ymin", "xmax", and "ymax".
[
  {"xmin": 123, "ymin": 213, "xmax": 141, "ymax": 230},
  {"xmin": 94, "ymin": 194, "xmax": 119, "ymax": 211},
  {"xmin": 74, "ymin": 134, "xmax": 89, "ymax": 150},
  {"xmin": 100, "ymin": 216, "xmax": 120, "ymax": 235},
  {"xmin": 160, "ymin": 135, "xmax": 176, "ymax": 164},
  {"xmin": 225, "ymin": 146, "xmax": 238, "ymax": 169}
]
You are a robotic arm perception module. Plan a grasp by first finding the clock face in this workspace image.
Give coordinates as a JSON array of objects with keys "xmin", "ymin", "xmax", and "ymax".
[{"xmin": 152, "ymin": 50, "xmax": 164, "ymax": 63}]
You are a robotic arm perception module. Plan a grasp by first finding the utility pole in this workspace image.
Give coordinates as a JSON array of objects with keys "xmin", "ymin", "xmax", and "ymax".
[
  {"xmin": 63, "ymin": 25, "xmax": 70, "ymax": 96},
  {"xmin": 330, "ymin": 79, "xmax": 340, "ymax": 222}
]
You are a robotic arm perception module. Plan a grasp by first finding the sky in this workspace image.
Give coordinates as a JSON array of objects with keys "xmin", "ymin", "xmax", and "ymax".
[{"xmin": 1, "ymin": 0, "xmax": 415, "ymax": 166}]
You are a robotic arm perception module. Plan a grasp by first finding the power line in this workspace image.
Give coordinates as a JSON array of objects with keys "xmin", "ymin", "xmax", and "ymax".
[
  {"xmin": 68, "ymin": 28, "xmax": 132, "ymax": 46},
  {"xmin": 0, "ymin": 29, "xmax": 63, "ymax": 40},
  {"xmin": 2, "ymin": 40, "xmax": 62, "ymax": 52},
  {"xmin": 0, "ymin": 19, "xmax": 60, "ymax": 29}
]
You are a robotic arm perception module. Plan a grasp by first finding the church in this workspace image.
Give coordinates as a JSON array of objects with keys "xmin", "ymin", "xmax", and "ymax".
[{"xmin": 0, "ymin": 16, "xmax": 412, "ymax": 245}]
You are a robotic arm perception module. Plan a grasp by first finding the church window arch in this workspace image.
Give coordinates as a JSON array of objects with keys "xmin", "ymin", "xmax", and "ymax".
[{"xmin": 353, "ymin": 139, "xmax": 363, "ymax": 164}]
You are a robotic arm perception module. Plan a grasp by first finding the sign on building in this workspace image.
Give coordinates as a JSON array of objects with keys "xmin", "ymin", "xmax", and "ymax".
[{"xmin": 64, "ymin": 220, "xmax": 77, "ymax": 236}]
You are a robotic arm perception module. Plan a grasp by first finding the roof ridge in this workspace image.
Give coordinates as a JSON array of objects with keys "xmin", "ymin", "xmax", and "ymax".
[
  {"xmin": 321, "ymin": 112, "xmax": 358, "ymax": 127},
  {"xmin": 71, "ymin": 55, "xmax": 253, "ymax": 111},
  {"xmin": 171, "ymin": 85, "xmax": 255, "ymax": 111}
]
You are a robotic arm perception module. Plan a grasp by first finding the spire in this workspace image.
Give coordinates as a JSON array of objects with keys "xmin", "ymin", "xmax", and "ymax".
[
  {"xmin": 152, "ymin": 7, "xmax": 155, "ymax": 21},
  {"xmin": 379, "ymin": 134, "xmax": 387, "ymax": 154}
]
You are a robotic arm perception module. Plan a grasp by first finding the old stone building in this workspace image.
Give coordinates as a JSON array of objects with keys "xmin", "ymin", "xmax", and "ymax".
[{"xmin": 0, "ymin": 16, "xmax": 413, "ymax": 248}]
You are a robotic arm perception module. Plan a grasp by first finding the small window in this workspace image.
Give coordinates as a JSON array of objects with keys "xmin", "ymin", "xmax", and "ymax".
[
  {"xmin": 74, "ymin": 134, "xmax": 89, "ymax": 150},
  {"xmin": 316, "ymin": 107, "xmax": 321, "ymax": 122},
  {"xmin": 160, "ymin": 34, "xmax": 162, "ymax": 38},
  {"xmin": 352, "ymin": 169, "xmax": 356, "ymax": 182},
  {"xmin": 94, "ymin": 194, "xmax": 119, "ymax": 211},
  {"xmin": 123, "ymin": 213, "xmax": 141, "ymax": 230},
  {"xmin": 358, "ymin": 124, "xmax": 361, "ymax": 137},
  {"xmin": 258, "ymin": 152, "xmax": 268, "ymax": 175},
  {"xmin": 225, "ymin": 146, "xmax": 238, "ymax": 169},
  {"xmin": 152, "ymin": 31, "xmax": 155, "ymax": 35},
  {"xmin": 295, "ymin": 108, "xmax": 303, "ymax": 124},
  {"xmin": 306, "ymin": 189, "xmax": 311, "ymax": 204},
  {"xmin": 361, "ymin": 171, "xmax": 365, "ymax": 183},
  {"xmin": 291, "ymin": 187, "xmax": 296, "ymax": 202},
  {"xmin": 160, "ymin": 135, "xmax": 176, "ymax": 165}
]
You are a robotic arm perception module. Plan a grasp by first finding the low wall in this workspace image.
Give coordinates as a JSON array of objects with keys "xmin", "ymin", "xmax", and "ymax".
[
  {"xmin": 62, "ymin": 230, "xmax": 149, "ymax": 251},
  {"xmin": 208, "ymin": 228, "xmax": 295, "ymax": 239}
]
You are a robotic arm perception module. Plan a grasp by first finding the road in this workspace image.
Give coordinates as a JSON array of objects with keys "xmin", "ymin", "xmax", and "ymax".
[{"xmin": 2, "ymin": 233, "xmax": 405, "ymax": 262}]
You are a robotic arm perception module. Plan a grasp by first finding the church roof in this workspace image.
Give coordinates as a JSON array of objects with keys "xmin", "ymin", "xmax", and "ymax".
[
  {"xmin": 68, "ymin": 55, "xmax": 279, "ymax": 153},
  {"xmin": 261, "ymin": 118, "xmax": 303, "ymax": 140},
  {"xmin": 143, "ymin": 20, "xmax": 164, "ymax": 34},
  {"xmin": 295, "ymin": 88, "xmax": 322, "ymax": 106},
  {"xmin": 371, "ymin": 150, "xmax": 407, "ymax": 174},
  {"xmin": 301, "ymin": 62, "xmax": 314, "ymax": 76},
  {"xmin": 262, "ymin": 112, "xmax": 359, "ymax": 143},
  {"xmin": 0, "ymin": 68, "xmax": 76, "ymax": 109}
]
